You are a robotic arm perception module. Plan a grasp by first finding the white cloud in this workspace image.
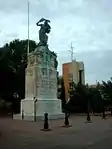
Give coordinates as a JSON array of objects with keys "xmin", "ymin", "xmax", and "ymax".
[{"xmin": 0, "ymin": 0, "xmax": 112, "ymax": 84}]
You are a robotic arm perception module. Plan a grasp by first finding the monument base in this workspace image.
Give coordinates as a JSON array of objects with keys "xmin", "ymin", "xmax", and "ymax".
[
  {"xmin": 13, "ymin": 98, "xmax": 64, "ymax": 121},
  {"xmin": 13, "ymin": 113, "xmax": 64, "ymax": 121}
]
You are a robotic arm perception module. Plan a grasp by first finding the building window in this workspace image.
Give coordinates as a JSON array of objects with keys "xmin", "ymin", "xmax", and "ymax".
[{"xmin": 68, "ymin": 73, "xmax": 73, "ymax": 82}]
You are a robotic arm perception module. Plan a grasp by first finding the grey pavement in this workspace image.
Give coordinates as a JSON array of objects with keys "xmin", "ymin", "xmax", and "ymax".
[{"xmin": 0, "ymin": 116, "xmax": 112, "ymax": 149}]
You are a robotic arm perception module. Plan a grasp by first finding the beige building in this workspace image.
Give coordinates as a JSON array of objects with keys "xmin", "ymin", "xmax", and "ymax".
[{"xmin": 62, "ymin": 60, "xmax": 85, "ymax": 101}]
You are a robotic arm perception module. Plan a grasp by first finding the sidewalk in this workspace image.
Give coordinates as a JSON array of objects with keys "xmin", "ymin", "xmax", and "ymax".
[{"xmin": 0, "ymin": 116, "xmax": 112, "ymax": 149}]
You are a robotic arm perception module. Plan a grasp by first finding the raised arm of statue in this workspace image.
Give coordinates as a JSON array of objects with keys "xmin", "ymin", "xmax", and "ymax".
[
  {"xmin": 36, "ymin": 22, "xmax": 42, "ymax": 26},
  {"xmin": 36, "ymin": 18, "xmax": 46, "ymax": 26}
]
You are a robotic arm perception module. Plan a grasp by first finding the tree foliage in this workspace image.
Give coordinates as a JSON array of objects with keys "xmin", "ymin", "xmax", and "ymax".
[
  {"xmin": 68, "ymin": 82, "xmax": 103, "ymax": 113},
  {"xmin": 57, "ymin": 76, "xmax": 66, "ymax": 110},
  {"xmin": 101, "ymin": 78, "xmax": 112, "ymax": 100},
  {"xmin": 0, "ymin": 39, "xmax": 37, "ymax": 107}
]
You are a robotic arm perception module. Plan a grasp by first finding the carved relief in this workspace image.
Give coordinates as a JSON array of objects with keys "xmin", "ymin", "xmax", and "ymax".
[
  {"xmin": 49, "ymin": 69, "xmax": 52, "ymax": 76},
  {"xmin": 50, "ymin": 56, "xmax": 58, "ymax": 70},
  {"xmin": 28, "ymin": 56, "xmax": 35, "ymax": 66},
  {"xmin": 41, "ymin": 68, "xmax": 47, "ymax": 76},
  {"xmin": 27, "ymin": 68, "xmax": 33, "ymax": 76},
  {"xmin": 51, "ymin": 58, "xmax": 54, "ymax": 68},
  {"xmin": 37, "ymin": 55, "xmax": 42, "ymax": 64},
  {"xmin": 36, "ymin": 82, "xmax": 41, "ymax": 87}
]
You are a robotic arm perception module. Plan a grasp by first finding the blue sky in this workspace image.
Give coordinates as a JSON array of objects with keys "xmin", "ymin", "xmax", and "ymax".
[{"xmin": 0, "ymin": 0, "xmax": 112, "ymax": 84}]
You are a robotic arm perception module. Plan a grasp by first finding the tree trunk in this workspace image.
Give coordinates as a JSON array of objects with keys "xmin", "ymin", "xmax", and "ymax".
[{"xmin": 87, "ymin": 111, "xmax": 91, "ymax": 121}]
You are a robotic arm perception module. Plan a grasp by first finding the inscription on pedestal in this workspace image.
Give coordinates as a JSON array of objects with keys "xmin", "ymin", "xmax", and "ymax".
[
  {"xmin": 25, "ymin": 68, "xmax": 34, "ymax": 98},
  {"xmin": 40, "ymin": 79, "xmax": 56, "ymax": 89}
]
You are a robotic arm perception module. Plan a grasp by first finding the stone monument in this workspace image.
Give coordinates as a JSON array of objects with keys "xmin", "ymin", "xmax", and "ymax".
[{"xmin": 15, "ymin": 18, "xmax": 64, "ymax": 121}]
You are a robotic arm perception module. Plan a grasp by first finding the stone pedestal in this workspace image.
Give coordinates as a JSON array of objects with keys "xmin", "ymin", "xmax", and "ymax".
[
  {"xmin": 14, "ymin": 45, "xmax": 64, "ymax": 121},
  {"xmin": 20, "ymin": 99, "xmax": 63, "ymax": 121}
]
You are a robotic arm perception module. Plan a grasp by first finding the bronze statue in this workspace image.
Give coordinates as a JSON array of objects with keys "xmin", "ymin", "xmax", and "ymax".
[{"xmin": 36, "ymin": 18, "xmax": 51, "ymax": 46}]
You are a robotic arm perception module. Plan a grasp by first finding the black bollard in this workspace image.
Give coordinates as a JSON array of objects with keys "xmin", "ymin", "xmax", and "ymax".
[
  {"xmin": 85, "ymin": 112, "xmax": 92, "ymax": 123},
  {"xmin": 34, "ymin": 98, "xmax": 37, "ymax": 122},
  {"xmin": 22, "ymin": 110, "xmax": 24, "ymax": 120},
  {"xmin": 61, "ymin": 112, "xmax": 72, "ymax": 128},
  {"xmin": 44, "ymin": 113, "xmax": 49, "ymax": 129},
  {"xmin": 65, "ymin": 112, "xmax": 69, "ymax": 125},
  {"xmin": 40, "ymin": 113, "xmax": 52, "ymax": 131}
]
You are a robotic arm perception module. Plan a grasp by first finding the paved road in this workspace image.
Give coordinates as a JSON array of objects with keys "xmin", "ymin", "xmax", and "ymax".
[{"xmin": 0, "ymin": 116, "xmax": 112, "ymax": 149}]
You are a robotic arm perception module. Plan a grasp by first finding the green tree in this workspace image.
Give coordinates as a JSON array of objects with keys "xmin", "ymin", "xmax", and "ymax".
[
  {"xmin": 101, "ymin": 78, "xmax": 112, "ymax": 100},
  {"xmin": 76, "ymin": 83, "xmax": 92, "ymax": 121},
  {"xmin": 101, "ymin": 78, "xmax": 112, "ymax": 115},
  {"xmin": 68, "ymin": 82, "xmax": 91, "ymax": 115},
  {"xmin": 57, "ymin": 76, "xmax": 66, "ymax": 111},
  {"xmin": 0, "ymin": 39, "xmax": 37, "ymax": 113},
  {"xmin": 0, "ymin": 46, "xmax": 15, "ymax": 101}
]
